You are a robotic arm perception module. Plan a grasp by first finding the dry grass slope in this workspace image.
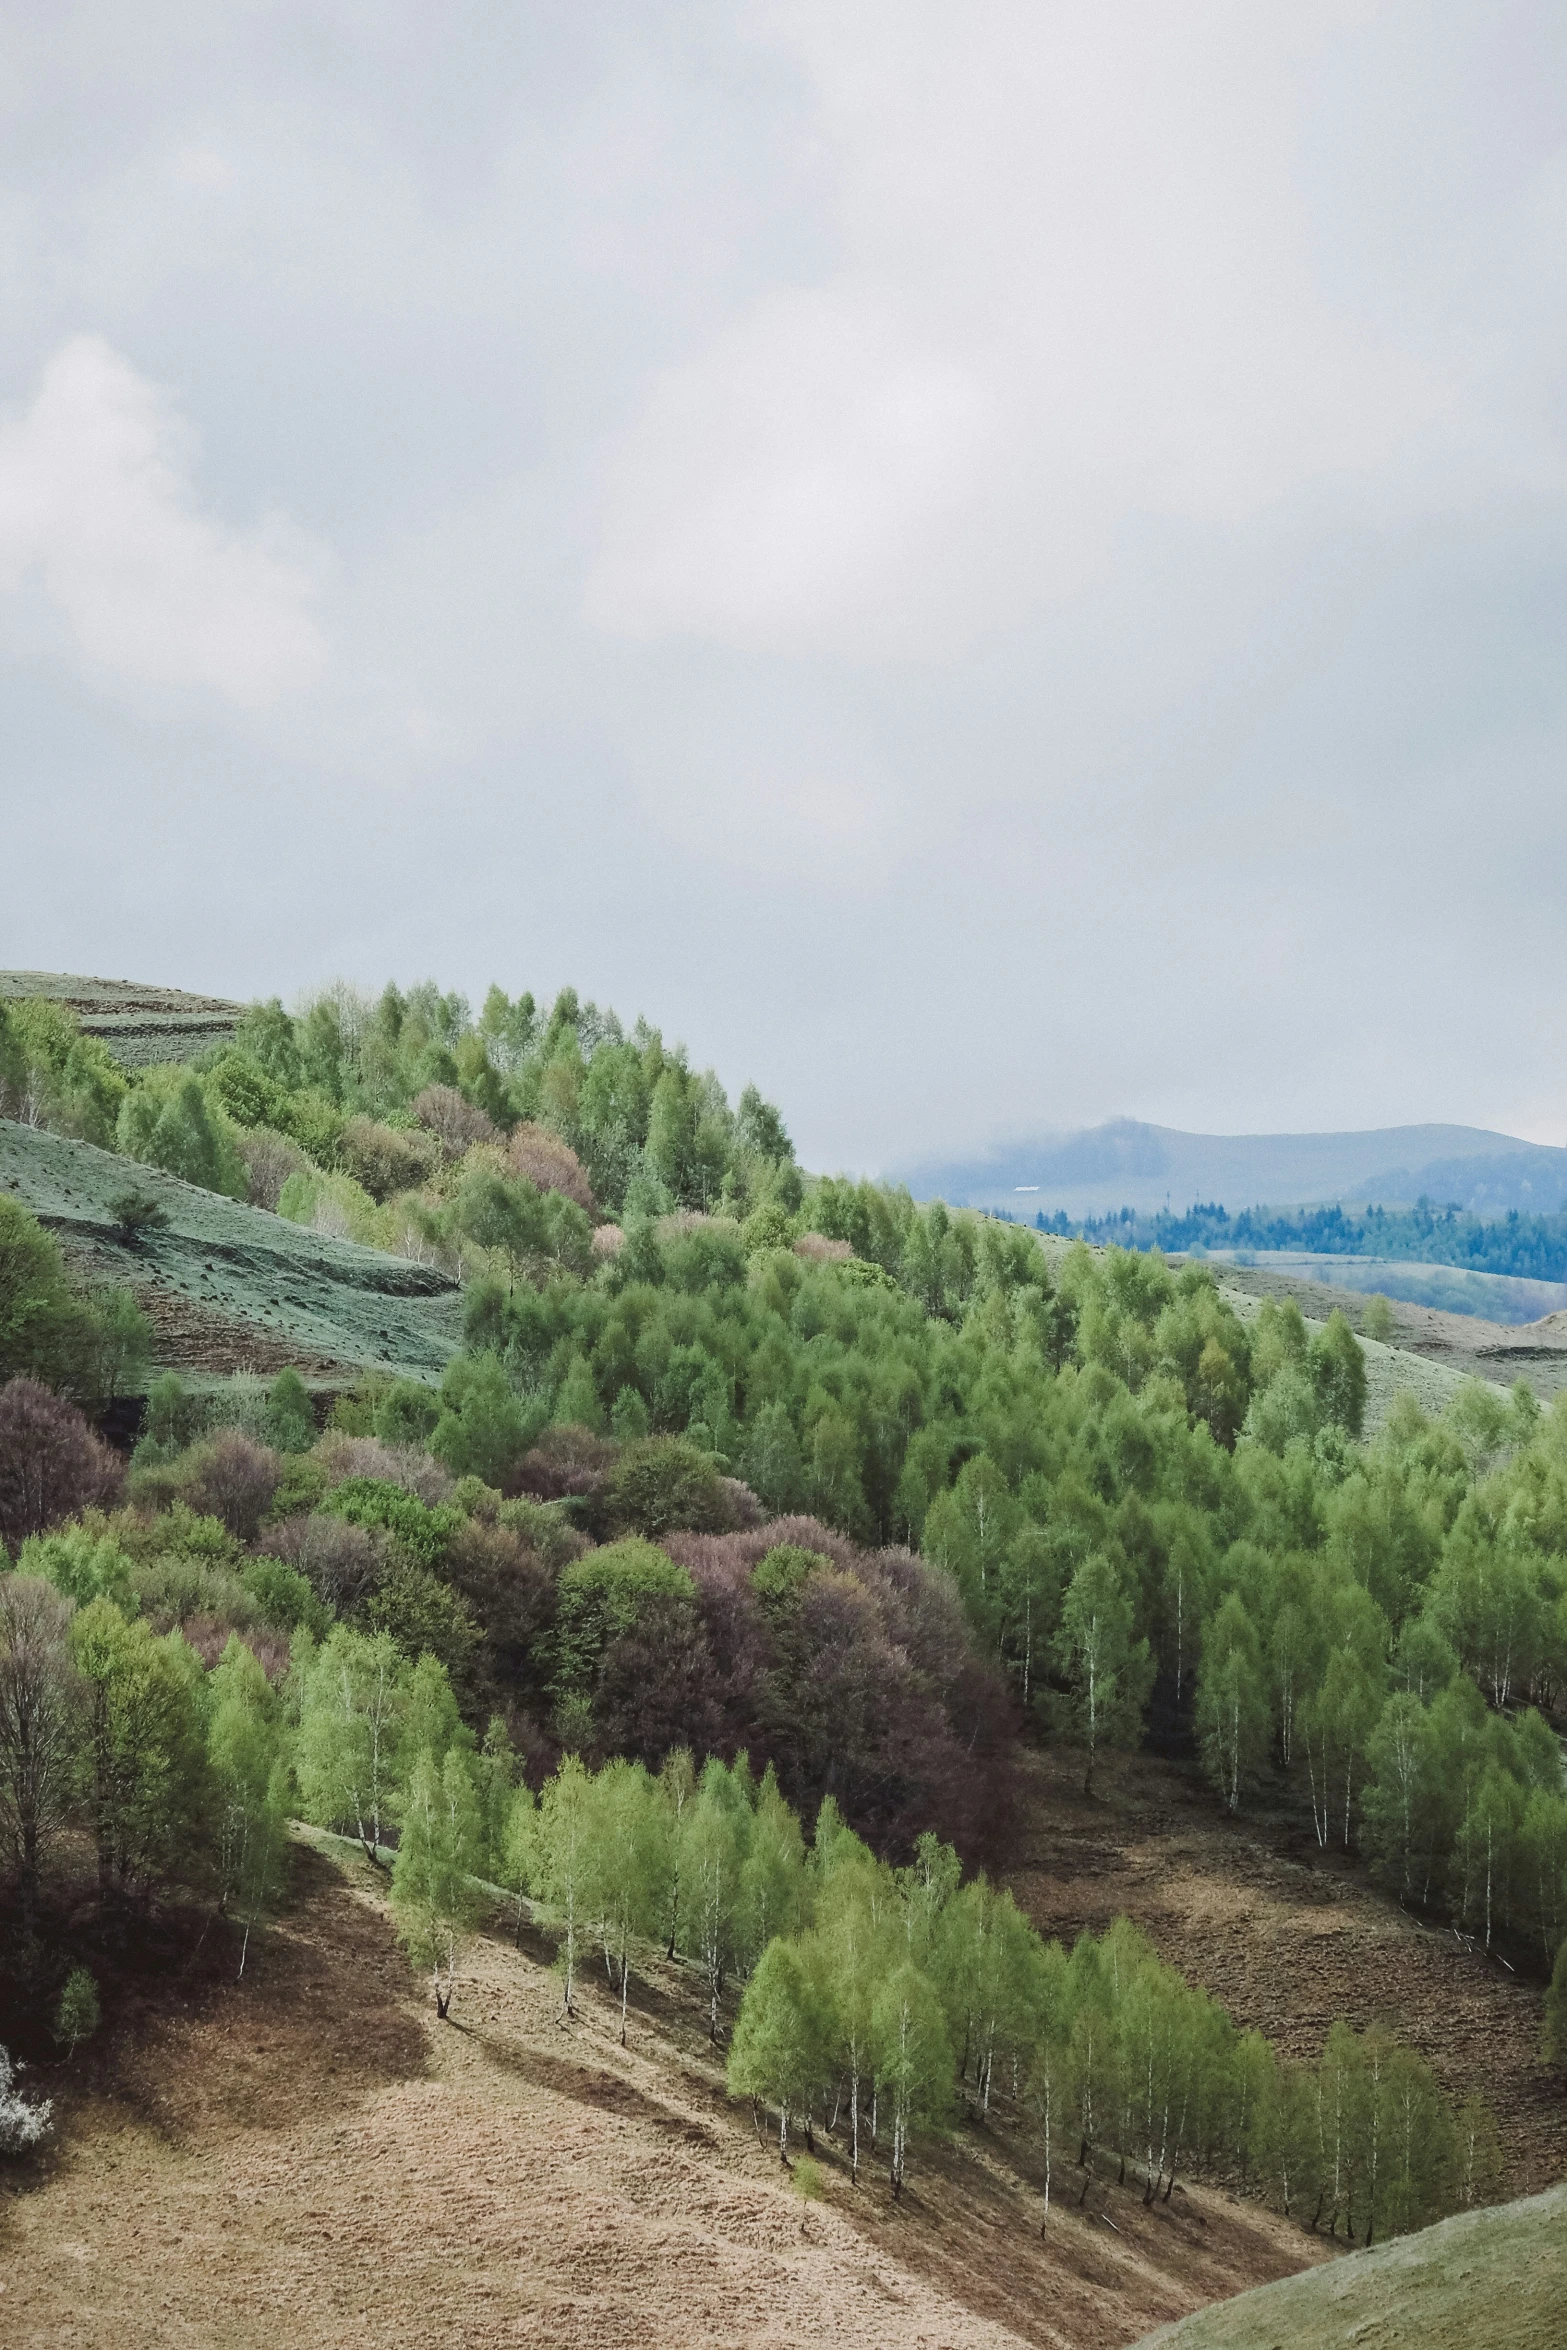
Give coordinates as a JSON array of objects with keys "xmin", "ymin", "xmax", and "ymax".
[{"xmin": 2, "ymin": 1833, "xmax": 1325, "ymax": 2350}]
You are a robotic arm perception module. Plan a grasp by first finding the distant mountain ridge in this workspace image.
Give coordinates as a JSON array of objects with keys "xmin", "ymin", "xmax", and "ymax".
[{"xmin": 899, "ymin": 1118, "xmax": 1567, "ymax": 1219}]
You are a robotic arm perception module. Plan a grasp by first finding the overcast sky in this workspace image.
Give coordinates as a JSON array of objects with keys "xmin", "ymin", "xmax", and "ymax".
[{"xmin": 3, "ymin": 3, "xmax": 1565, "ymax": 1170}]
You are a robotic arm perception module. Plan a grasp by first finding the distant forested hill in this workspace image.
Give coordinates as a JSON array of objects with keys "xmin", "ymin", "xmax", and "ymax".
[
  {"xmin": 903, "ymin": 1117, "xmax": 1567, "ymax": 1220},
  {"xmin": 1043, "ymin": 1197, "xmax": 1567, "ymax": 1287}
]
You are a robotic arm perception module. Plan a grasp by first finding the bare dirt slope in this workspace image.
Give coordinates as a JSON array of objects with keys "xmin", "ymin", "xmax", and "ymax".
[
  {"xmin": 1132, "ymin": 2181, "xmax": 1567, "ymax": 2350},
  {"xmin": 3, "ymin": 1835, "xmax": 1324, "ymax": 2350},
  {"xmin": 1006, "ymin": 1748, "xmax": 1567, "ymax": 2199},
  {"xmin": 0, "ymin": 1119, "xmax": 461, "ymax": 1384}
]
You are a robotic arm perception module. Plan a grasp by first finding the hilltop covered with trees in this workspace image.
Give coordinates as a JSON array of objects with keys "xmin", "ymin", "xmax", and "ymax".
[
  {"xmin": 4, "ymin": 973, "xmax": 1565, "ymax": 2233},
  {"xmin": 1033, "ymin": 1196, "xmax": 1567, "ymax": 1286}
]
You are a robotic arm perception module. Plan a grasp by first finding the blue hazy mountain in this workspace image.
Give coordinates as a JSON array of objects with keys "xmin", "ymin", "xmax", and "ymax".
[{"xmin": 897, "ymin": 1120, "xmax": 1567, "ymax": 1219}]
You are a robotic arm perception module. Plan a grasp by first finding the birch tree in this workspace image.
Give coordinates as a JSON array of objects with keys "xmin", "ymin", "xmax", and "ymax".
[
  {"xmin": 391, "ymin": 1746, "xmax": 481, "ymax": 2019},
  {"xmin": 295, "ymin": 1626, "xmax": 407, "ymax": 1864},
  {"xmin": 208, "ymin": 1635, "xmax": 291, "ymax": 1976}
]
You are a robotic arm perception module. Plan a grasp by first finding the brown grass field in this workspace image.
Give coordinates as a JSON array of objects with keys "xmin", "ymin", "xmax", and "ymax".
[
  {"xmin": 1007, "ymin": 1746, "xmax": 1567, "ymax": 2198},
  {"xmin": 5, "ymin": 1746, "xmax": 1562, "ymax": 2350},
  {"xmin": 5, "ymin": 1825, "xmax": 1328, "ymax": 2350}
]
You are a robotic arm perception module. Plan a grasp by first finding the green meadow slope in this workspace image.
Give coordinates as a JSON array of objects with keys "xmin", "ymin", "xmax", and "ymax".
[
  {"xmin": 0, "ymin": 1116, "xmax": 462, "ymax": 1383},
  {"xmin": 0, "ymin": 970, "xmax": 242, "ymax": 1067},
  {"xmin": 1135, "ymin": 2182, "xmax": 1567, "ymax": 2350}
]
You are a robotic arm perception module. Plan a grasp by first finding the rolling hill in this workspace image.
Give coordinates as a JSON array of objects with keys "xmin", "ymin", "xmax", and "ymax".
[
  {"xmin": 902, "ymin": 1118, "xmax": 1567, "ymax": 1219},
  {"xmin": 0, "ymin": 1116, "xmax": 462, "ymax": 1385},
  {"xmin": 1133, "ymin": 2180, "xmax": 1567, "ymax": 2350},
  {"xmin": 0, "ymin": 970, "xmax": 243, "ymax": 1069}
]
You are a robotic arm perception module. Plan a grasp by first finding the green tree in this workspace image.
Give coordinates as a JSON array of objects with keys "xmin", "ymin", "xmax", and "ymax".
[
  {"xmin": 1053, "ymin": 1553, "xmax": 1154, "ymax": 1795},
  {"xmin": 584, "ymin": 1757, "xmax": 670, "ymax": 2043},
  {"xmin": 1310, "ymin": 1312, "xmax": 1367, "ymax": 1438},
  {"xmin": 262, "ymin": 1368, "xmax": 316, "ymax": 1455},
  {"xmin": 294, "ymin": 1626, "xmax": 407, "ymax": 1865},
  {"xmin": 69, "ymin": 1600, "xmax": 209, "ymax": 1902},
  {"xmin": 117, "ymin": 1071, "xmax": 246, "ymax": 1198},
  {"xmin": 1195, "ymin": 1595, "xmax": 1272, "ymax": 1814},
  {"xmin": 208, "ymin": 1635, "xmax": 291, "ymax": 1975},
  {"xmin": 1454, "ymin": 1765, "xmax": 1524, "ymax": 1953},
  {"xmin": 429, "ymin": 1353, "xmax": 540, "ymax": 1487},
  {"xmin": 0, "ymin": 1575, "xmax": 79, "ymax": 1935},
  {"xmin": 681, "ymin": 1760, "xmax": 751, "ymax": 2042},
  {"xmin": 726, "ymin": 1936, "xmax": 835, "ymax": 2160},
  {"xmin": 534, "ymin": 1753, "xmax": 592, "ymax": 2015},
  {"xmin": 1301, "ymin": 1647, "xmax": 1385, "ymax": 1851},
  {"xmin": 1362, "ymin": 1693, "xmax": 1443, "ymax": 1905},
  {"xmin": 391, "ymin": 1747, "xmax": 482, "ymax": 2018},
  {"xmin": 54, "ymin": 1967, "xmax": 100, "ymax": 2058},
  {"xmin": 871, "ymin": 1961, "xmax": 953, "ymax": 2197},
  {"xmin": 737, "ymin": 1764, "xmax": 807, "ymax": 1971}
]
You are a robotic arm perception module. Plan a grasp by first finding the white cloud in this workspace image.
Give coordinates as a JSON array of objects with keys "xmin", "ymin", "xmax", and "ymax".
[
  {"xmin": 583, "ymin": 289, "xmax": 996, "ymax": 652},
  {"xmin": 0, "ymin": 335, "xmax": 326, "ymax": 705}
]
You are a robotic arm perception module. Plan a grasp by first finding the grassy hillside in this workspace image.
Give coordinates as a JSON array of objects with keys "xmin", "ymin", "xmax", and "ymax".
[
  {"xmin": 0, "ymin": 971, "xmax": 242, "ymax": 1068},
  {"xmin": 0, "ymin": 1116, "xmax": 461, "ymax": 1382},
  {"xmin": 1134, "ymin": 2181, "xmax": 1567, "ymax": 2349}
]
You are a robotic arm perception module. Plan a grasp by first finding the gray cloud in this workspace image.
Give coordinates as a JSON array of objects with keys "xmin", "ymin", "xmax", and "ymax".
[{"xmin": 2, "ymin": 2, "xmax": 1565, "ymax": 1167}]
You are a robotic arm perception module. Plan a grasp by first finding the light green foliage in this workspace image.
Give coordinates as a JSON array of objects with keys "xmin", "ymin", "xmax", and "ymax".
[
  {"xmin": 1195, "ymin": 1595, "xmax": 1272, "ymax": 1813},
  {"xmin": 533, "ymin": 1752, "xmax": 592, "ymax": 2012},
  {"xmin": 69, "ymin": 1600, "xmax": 209, "ymax": 1897},
  {"xmin": 2, "ymin": 998, "xmax": 126, "ymax": 1145},
  {"xmin": 117, "ymin": 1066, "xmax": 247, "ymax": 1199},
  {"xmin": 374, "ymin": 1379, "xmax": 440, "ymax": 1448},
  {"xmin": 294, "ymin": 1625, "xmax": 408, "ymax": 1862},
  {"xmin": 583, "ymin": 1756, "xmax": 671, "ymax": 2040},
  {"xmin": 0, "ymin": 1195, "xmax": 143, "ymax": 1401},
  {"xmin": 391, "ymin": 1746, "xmax": 482, "ymax": 2017},
  {"xmin": 738, "ymin": 1764, "xmax": 807, "ymax": 1968},
  {"xmin": 54, "ymin": 1967, "xmax": 100, "ymax": 2055},
  {"xmin": 680, "ymin": 1758, "xmax": 752, "ymax": 2041},
  {"xmin": 552, "ymin": 1540, "xmax": 694, "ymax": 1702},
  {"xmin": 430, "ymin": 1353, "xmax": 542, "ymax": 1486},
  {"xmin": 872, "ymin": 1960, "xmax": 953, "ymax": 2196},
  {"xmin": 208, "ymin": 1636, "xmax": 291, "ymax": 1974},
  {"xmin": 727, "ymin": 1937, "xmax": 835, "ymax": 2157},
  {"xmin": 1052, "ymin": 1553, "xmax": 1154, "ymax": 1795},
  {"xmin": 21, "ymin": 1525, "xmax": 137, "ymax": 1612}
]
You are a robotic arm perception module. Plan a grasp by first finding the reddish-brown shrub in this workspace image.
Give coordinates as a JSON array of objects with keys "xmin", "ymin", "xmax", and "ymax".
[
  {"xmin": 442, "ymin": 1517, "xmax": 561, "ymax": 1710},
  {"xmin": 659, "ymin": 1514, "xmax": 1015, "ymax": 1861},
  {"xmin": 411, "ymin": 1085, "xmax": 498, "ymax": 1157},
  {"xmin": 312, "ymin": 1434, "xmax": 453, "ymax": 1504},
  {"xmin": 507, "ymin": 1123, "xmax": 597, "ymax": 1216},
  {"xmin": 265, "ymin": 1511, "xmax": 387, "ymax": 1612},
  {"xmin": 0, "ymin": 1379, "xmax": 123, "ymax": 1549},
  {"xmin": 182, "ymin": 1431, "xmax": 282, "ymax": 1542},
  {"xmin": 237, "ymin": 1127, "xmax": 311, "ymax": 1212},
  {"xmin": 508, "ymin": 1424, "xmax": 618, "ymax": 1504},
  {"xmin": 793, "ymin": 1232, "xmax": 853, "ymax": 1263}
]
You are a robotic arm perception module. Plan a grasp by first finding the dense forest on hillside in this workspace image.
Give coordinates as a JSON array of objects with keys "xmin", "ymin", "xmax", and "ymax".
[
  {"xmin": 4, "ymin": 976, "xmax": 1566, "ymax": 2236},
  {"xmin": 1027, "ymin": 1197, "xmax": 1567, "ymax": 1285}
]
